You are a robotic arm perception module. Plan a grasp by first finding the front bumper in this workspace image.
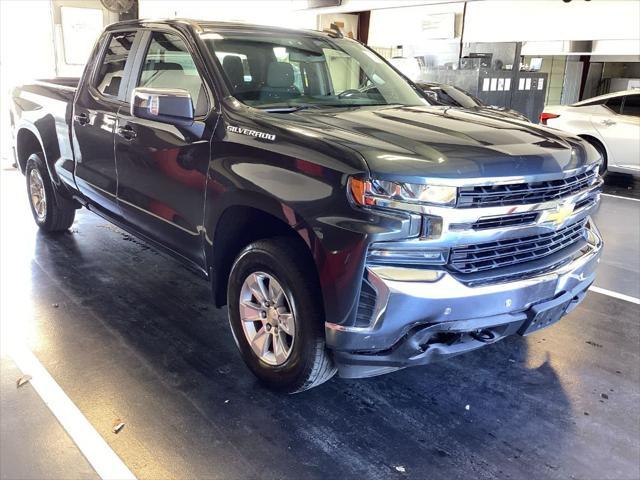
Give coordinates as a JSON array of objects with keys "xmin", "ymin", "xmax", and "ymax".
[{"xmin": 326, "ymin": 219, "xmax": 603, "ymax": 378}]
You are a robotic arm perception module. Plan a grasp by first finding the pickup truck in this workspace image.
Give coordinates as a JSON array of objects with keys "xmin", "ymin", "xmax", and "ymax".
[{"xmin": 10, "ymin": 19, "xmax": 603, "ymax": 393}]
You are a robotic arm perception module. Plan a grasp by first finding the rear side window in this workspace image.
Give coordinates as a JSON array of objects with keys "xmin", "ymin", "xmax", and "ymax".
[
  {"xmin": 622, "ymin": 94, "xmax": 640, "ymax": 117},
  {"xmin": 216, "ymin": 52, "xmax": 252, "ymax": 85},
  {"xmin": 605, "ymin": 96, "xmax": 623, "ymax": 114},
  {"xmin": 138, "ymin": 32, "xmax": 208, "ymax": 116},
  {"xmin": 94, "ymin": 31, "xmax": 136, "ymax": 98}
]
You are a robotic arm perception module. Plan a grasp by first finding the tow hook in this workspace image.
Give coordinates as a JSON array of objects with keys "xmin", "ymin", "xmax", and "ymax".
[{"xmin": 471, "ymin": 329, "xmax": 496, "ymax": 343}]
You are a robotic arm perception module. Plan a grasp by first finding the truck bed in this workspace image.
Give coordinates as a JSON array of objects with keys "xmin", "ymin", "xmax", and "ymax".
[
  {"xmin": 13, "ymin": 78, "xmax": 78, "ymax": 108},
  {"xmin": 10, "ymin": 77, "xmax": 79, "ymax": 179}
]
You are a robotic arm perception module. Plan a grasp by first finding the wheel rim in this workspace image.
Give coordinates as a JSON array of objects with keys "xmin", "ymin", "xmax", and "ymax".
[
  {"xmin": 239, "ymin": 271, "xmax": 296, "ymax": 366},
  {"xmin": 29, "ymin": 168, "xmax": 47, "ymax": 221}
]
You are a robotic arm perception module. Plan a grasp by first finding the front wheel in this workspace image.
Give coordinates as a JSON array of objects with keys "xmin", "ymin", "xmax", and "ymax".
[
  {"xmin": 25, "ymin": 153, "xmax": 75, "ymax": 232},
  {"xmin": 227, "ymin": 237, "xmax": 336, "ymax": 393}
]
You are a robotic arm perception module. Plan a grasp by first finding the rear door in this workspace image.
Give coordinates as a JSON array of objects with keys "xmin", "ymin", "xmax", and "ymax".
[
  {"xmin": 114, "ymin": 29, "xmax": 215, "ymax": 268},
  {"xmin": 73, "ymin": 29, "xmax": 141, "ymax": 217},
  {"xmin": 591, "ymin": 94, "xmax": 640, "ymax": 172}
]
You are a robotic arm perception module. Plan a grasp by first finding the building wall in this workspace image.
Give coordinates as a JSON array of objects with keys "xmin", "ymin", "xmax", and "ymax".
[
  {"xmin": 523, "ymin": 56, "xmax": 568, "ymax": 105},
  {"xmin": 463, "ymin": 0, "xmax": 640, "ymax": 43},
  {"xmin": 139, "ymin": 0, "xmax": 317, "ymax": 29},
  {"xmin": 367, "ymin": 2, "xmax": 463, "ymax": 65},
  {"xmin": 1, "ymin": 0, "xmax": 57, "ymax": 163}
]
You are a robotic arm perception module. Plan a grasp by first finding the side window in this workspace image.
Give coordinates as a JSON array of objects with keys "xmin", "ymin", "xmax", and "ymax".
[
  {"xmin": 94, "ymin": 31, "xmax": 136, "ymax": 98},
  {"xmin": 138, "ymin": 31, "xmax": 208, "ymax": 116},
  {"xmin": 622, "ymin": 94, "xmax": 640, "ymax": 117},
  {"xmin": 605, "ymin": 96, "xmax": 623, "ymax": 114}
]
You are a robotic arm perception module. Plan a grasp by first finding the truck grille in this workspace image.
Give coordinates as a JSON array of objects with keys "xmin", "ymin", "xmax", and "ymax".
[
  {"xmin": 457, "ymin": 169, "xmax": 598, "ymax": 208},
  {"xmin": 449, "ymin": 220, "xmax": 587, "ymax": 274},
  {"xmin": 471, "ymin": 212, "xmax": 539, "ymax": 230}
]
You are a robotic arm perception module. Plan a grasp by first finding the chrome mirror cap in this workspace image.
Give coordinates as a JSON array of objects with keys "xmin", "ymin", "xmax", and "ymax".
[{"xmin": 131, "ymin": 87, "xmax": 194, "ymax": 127}]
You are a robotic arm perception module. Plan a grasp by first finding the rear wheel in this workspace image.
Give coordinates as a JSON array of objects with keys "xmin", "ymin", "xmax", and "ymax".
[
  {"xmin": 227, "ymin": 237, "xmax": 336, "ymax": 393},
  {"xmin": 25, "ymin": 153, "xmax": 75, "ymax": 232}
]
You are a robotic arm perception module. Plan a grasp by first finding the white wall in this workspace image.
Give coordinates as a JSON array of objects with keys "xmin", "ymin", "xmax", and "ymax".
[
  {"xmin": 365, "ymin": 0, "xmax": 640, "ymax": 60},
  {"xmin": 1, "ymin": 0, "xmax": 57, "ymax": 164},
  {"xmin": 139, "ymin": 0, "xmax": 318, "ymax": 29},
  {"xmin": 368, "ymin": 2, "xmax": 464, "ymax": 47},
  {"xmin": 367, "ymin": 1, "xmax": 464, "ymax": 62},
  {"xmin": 0, "ymin": 0, "xmax": 56, "ymax": 87},
  {"xmin": 138, "ymin": 0, "xmax": 640, "ymax": 53},
  {"xmin": 308, "ymin": 0, "xmax": 456, "ymax": 15},
  {"xmin": 464, "ymin": 0, "xmax": 640, "ymax": 43},
  {"xmin": 592, "ymin": 40, "xmax": 640, "ymax": 56}
]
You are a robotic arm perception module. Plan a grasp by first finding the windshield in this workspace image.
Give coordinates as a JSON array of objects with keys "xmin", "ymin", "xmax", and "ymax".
[{"xmin": 201, "ymin": 30, "xmax": 428, "ymax": 110}]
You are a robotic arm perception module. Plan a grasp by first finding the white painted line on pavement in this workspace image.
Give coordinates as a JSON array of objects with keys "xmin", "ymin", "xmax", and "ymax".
[
  {"xmin": 601, "ymin": 193, "xmax": 640, "ymax": 203},
  {"xmin": 589, "ymin": 286, "xmax": 640, "ymax": 305},
  {"xmin": 8, "ymin": 346, "xmax": 137, "ymax": 480}
]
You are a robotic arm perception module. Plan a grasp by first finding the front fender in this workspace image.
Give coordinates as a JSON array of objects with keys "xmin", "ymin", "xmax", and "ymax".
[{"xmin": 203, "ymin": 152, "xmax": 415, "ymax": 326}]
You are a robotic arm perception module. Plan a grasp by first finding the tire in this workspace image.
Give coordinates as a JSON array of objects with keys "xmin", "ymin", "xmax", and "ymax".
[
  {"xmin": 227, "ymin": 237, "xmax": 336, "ymax": 393},
  {"xmin": 25, "ymin": 153, "xmax": 75, "ymax": 232},
  {"xmin": 581, "ymin": 136, "xmax": 608, "ymax": 176}
]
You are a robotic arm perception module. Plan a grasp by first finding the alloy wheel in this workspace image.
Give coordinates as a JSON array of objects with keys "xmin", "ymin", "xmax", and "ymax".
[
  {"xmin": 29, "ymin": 168, "xmax": 47, "ymax": 221},
  {"xmin": 239, "ymin": 271, "xmax": 296, "ymax": 366}
]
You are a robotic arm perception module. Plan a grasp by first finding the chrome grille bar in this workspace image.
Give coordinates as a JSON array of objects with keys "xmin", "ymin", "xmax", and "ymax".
[
  {"xmin": 458, "ymin": 169, "xmax": 598, "ymax": 208},
  {"xmin": 449, "ymin": 219, "xmax": 588, "ymax": 274}
]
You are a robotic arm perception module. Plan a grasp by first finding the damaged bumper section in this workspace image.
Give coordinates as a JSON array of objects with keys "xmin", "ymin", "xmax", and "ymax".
[{"xmin": 326, "ymin": 219, "xmax": 603, "ymax": 379}]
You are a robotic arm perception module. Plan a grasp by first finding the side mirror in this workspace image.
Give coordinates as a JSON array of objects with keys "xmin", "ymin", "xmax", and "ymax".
[{"xmin": 131, "ymin": 87, "xmax": 194, "ymax": 127}]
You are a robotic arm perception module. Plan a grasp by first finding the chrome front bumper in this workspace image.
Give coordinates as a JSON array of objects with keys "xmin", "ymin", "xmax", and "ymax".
[{"xmin": 326, "ymin": 219, "xmax": 603, "ymax": 378}]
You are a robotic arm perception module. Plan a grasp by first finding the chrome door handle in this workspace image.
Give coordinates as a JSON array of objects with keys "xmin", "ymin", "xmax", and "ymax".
[
  {"xmin": 74, "ymin": 113, "xmax": 89, "ymax": 126},
  {"xmin": 117, "ymin": 125, "xmax": 137, "ymax": 140}
]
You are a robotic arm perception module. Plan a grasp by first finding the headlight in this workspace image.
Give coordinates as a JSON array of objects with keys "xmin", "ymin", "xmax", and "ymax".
[{"xmin": 349, "ymin": 177, "xmax": 457, "ymax": 208}]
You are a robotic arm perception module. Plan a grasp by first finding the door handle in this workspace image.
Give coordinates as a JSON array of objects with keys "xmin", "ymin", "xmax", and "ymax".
[
  {"xmin": 117, "ymin": 125, "xmax": 137, "ymax": 140},
  {"xmin": 74, "ymin": 113, "xmax": 89, "ymax": 126}
]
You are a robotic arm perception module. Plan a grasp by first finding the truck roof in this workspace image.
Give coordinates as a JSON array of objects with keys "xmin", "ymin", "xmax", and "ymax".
[{"xmin": 105, "ymin": 18, "xmax": 336, "ymax": 39}]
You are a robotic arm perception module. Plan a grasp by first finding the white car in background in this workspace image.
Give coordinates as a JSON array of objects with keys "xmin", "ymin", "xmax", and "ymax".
[{"xmin": 540, "ymin": 89, "xmax": 640, "ymax": 176}]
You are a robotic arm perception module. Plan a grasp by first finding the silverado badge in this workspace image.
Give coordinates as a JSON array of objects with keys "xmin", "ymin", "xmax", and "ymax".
[{"xmin": 226, "ymin": 125, "xmax": 276, "ymax": 141}]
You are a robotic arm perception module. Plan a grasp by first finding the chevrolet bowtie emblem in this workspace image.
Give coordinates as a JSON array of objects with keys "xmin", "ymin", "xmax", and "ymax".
[{"xmin": 542, "ymin": 202, "xmax": 575, "ymax": 226}]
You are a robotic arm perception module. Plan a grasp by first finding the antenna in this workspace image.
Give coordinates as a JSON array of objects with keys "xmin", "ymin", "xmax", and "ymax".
[{"xmin": 324, "ymin": 22, "xmax": 344, "ymax": 38}]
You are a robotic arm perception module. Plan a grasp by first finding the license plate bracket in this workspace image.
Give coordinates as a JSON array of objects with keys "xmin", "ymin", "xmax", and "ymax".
[{"xmin": 519, "ymin": 295, "xmax": 571, "ymax": 336}]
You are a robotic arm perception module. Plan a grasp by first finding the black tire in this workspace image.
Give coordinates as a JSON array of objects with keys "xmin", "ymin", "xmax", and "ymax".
[
  {"xmin": 25, "ymin": 153, "xmax": 75, "ymax": 232},
  {"xmin": 227, "ymin": 237, "xmax": 336, "ymax": 393},
  {"xmin": 581, "ymin": 136, "xmax": 608, "ymax": 176}
]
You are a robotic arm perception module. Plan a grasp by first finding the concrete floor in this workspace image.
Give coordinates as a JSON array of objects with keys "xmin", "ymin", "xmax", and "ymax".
[{"xmin": 1, "ymin": 167, "xmax": 639, "ymax": 480}]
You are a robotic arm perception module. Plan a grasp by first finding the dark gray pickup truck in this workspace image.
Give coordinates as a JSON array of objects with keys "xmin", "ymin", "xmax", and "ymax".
[{"xmin": 10, "ymin": 19, "xmax": 603, "ymax": 392}]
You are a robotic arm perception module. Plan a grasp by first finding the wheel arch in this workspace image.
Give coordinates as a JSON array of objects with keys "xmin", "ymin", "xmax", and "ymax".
[
  {"xmin": 578, "ymin": 134, "xmax": 608, "ymax": 171},
  {"xmin": 15, "ymin": 126, "xmax": 45, "ymax": 174},
  {"xmin": 16, "ymin": 123, "xmax": 79, "ymax": 209},
  {"xmin": 208, "ymin": 203, "xmax": 324, "ymax": 314}
]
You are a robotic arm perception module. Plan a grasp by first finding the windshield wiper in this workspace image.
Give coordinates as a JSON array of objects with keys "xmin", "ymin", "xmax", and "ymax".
[
  {"xmin": 260, "ymin": 103, "xmax": 403, "ymax": 113},
  {"xmin": 260, "ymin": 104, "xmax": 323, "ymax": 113}
]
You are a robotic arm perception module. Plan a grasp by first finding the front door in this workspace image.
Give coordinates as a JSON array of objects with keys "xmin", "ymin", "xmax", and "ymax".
[
  {"xmin": 73, "ymin": 29, "xmax": 139, "ymax": 217},
  {"xmin": 115, "ymin": 30, "xmax": 215, "ymax": 267}
]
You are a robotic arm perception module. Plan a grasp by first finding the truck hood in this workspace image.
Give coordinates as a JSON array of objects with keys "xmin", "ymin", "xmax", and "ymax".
[{"xmin": 287, "ymin": 105, "xmax": 595, "ymax": 182}]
